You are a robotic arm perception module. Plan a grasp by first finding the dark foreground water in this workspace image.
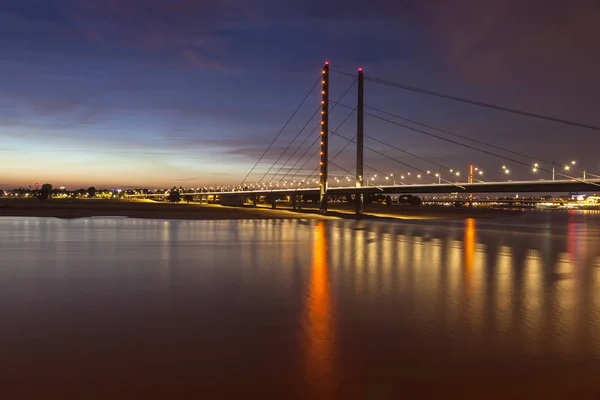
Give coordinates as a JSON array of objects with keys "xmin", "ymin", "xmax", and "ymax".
[{"xmin": 1, "ymin": 211, "xmax": 600, "ymax": 399}]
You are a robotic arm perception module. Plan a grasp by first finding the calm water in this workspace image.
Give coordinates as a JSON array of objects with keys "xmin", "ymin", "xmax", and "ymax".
[{"xmin": 1, "ymin": 212, "xmax": 600, "ymax": 399}]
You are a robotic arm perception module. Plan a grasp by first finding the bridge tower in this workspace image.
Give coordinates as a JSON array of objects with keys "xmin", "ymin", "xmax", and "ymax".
[
  {"xmin": 468, "ymin": 163, "xmax": 474, "ymax": 206},
  {"xmin": 319, "ymin": 62, "xmax": 330, "ymax": 213},
  {"xmin": 469, "ymin": 164, "xmax": 474, "ymax": 185},
  {"xmin": 355, "ymin": 68, "xmax": 364, "ymax": 216}
]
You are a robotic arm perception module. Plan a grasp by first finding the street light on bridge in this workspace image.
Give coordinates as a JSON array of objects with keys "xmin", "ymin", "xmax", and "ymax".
[{"xmin": 563, "ymin": 160, "xmax": 576, "ymax": 171}]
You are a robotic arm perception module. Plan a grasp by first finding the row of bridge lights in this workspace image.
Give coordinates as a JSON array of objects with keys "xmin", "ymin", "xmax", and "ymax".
[
  {"xmin": 327, "ymin": 161, "xmax": 582, "ymax": 186},
  {"xmin": 509, "ymin": 160, "xmax": 577, "ymax": 175},
  {"xmin": 227, "ymin": 160, "xmax": 584, "ymax": 192},
  {"xmin": 284, "ymin": 159, "xmax": 581, "ymax": 188}
]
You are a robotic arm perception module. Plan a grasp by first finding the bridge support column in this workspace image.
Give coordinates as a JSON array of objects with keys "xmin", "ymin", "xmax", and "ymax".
[
  {"xmin": 269, "ymin": 195, "xmax": 276, "ymax": 209},
  {"xmin": 251, "ymin": 194, "xmax": 257, "ymax": 207},
  {"xmin": 355, "ymin": 67, "xmax": 364, "ymax": 217},
  {"xmin": 291, "ymin": 194, "xmax": 297, "ymax": 210},
  {"xmin": 319, "ymin": 62, "xmax": 330, "ymax": 214},
  {"xmin": 468, "ymin": 164, "xmax": 474, "ymax": 208}
]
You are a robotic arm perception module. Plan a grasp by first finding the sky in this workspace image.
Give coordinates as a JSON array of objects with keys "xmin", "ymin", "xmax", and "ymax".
[{"xmin": 1, "ymin": 0, "xmax": 600, "ymax": 188}]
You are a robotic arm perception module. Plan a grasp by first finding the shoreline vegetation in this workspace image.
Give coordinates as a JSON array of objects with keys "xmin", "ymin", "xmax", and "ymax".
[{"xmin": 0, "ymin": 198, "xmax": 524, "ymax": 221}]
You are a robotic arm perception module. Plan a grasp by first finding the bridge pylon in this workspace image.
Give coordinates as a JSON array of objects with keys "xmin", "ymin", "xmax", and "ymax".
[
  {"xmin": 468, "ymin": 164, "xmax": 474, "ymax": 206},
  {"xmin": 355, "ymin": 67, "xmax": 364, "ymax": 216},
  {"xmin": 319, "ymin": 62, "xmax": 329, "ymax": 214}
]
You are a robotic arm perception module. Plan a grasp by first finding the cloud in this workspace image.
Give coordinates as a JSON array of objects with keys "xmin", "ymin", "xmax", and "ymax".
[{"xmin": 424, "ymin": 0, "xmax": 600, "ymax": 98}]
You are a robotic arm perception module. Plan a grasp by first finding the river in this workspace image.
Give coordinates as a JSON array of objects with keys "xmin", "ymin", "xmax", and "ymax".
[{"xmin": 1, "ymin": 211, "xmax": 599, "ymax": 399}]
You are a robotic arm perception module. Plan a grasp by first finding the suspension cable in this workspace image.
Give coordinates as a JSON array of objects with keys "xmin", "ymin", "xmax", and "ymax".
[
  {"xmin": 240, "ymin": 74, "xmax": 323, "ymax": 185},
  {"xmin": 267, "ymin": 79, "xmax": 357, "ymax": 186},
  {"xmin": 330, "ymin": 69, "xmax": 600, "ymax": 132}
]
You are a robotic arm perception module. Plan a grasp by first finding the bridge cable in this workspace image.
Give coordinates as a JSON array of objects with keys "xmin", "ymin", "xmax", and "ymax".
[
  {"xmin": 363, "ymin": 108, "xmax": 600, "ymax": 186},
  {"xmin": 331, "ymin": 101, "xmax": 551, "ymax": 171},
  {"xmin": 332, "ymin": 162, "xmax": 406, "ymax": 187},
  {"xmin": 329, "ymin": 129, "xmax": 465, "ymax": 188},
  {"xmin": 364, "ymin": 104, "xmax": 600, "ymax": 179},
  {"xmin": 331, "ymin": 69, "xmax": 600, "ymax": 132},
  {"xmin": 332, "ymin": 101, "xmax": 600, "ymax": 188},
  {"xmin": 331, "ymin": 101, "xmax": 464, "ymax": 172},
  {"xmin": 255, "ymin": 105, "xmax": 322, "ymax": 186},
  {"xmin": 364, "ymin": 105, "xmax": 543, "ymax": 163},
  {"xmin": 288, "ymin": 107, "xmax": 413, "ymax": 191},
  {"xmin": 363, "ymin": 163, "xmax": 408, "ymax": 186},
  {"xmin": 280, "ymin": 99, "xmax": 357, "ymax": 189},
  {"xmin": 266, "ymin": 79, "xmax": 358, "ymax": 186},
  {"xmin": 328, "ymin": 160, "xmax": 399, "ymax": 191},
  {"xmin": 286, "ymin": 108, "xmax": 357, "ymax": 192},
  {"xmin": 240, "ymin": 74, "xmax": 323, "ymax": 186}
]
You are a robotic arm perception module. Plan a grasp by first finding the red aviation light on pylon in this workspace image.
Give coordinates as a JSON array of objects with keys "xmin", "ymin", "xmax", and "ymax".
[
  {"xmin": 325, "ymin": 61, "xmax": 329, "ymax": 65},
  {"xmin": 358, "ymin": 67, "xmax": 362, "ymax": 72}
]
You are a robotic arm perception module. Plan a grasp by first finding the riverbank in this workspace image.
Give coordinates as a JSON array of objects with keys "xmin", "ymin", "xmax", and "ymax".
[
  {"xmin": 0, "ymin": 198, "xmax": 524, "ymax": 220},
  {"xmin": 0, "ymin": 198, "xmax": 334, "ymax": 220}
]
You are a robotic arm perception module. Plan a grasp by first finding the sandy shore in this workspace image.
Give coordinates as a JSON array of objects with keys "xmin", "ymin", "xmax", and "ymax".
[
  {"xmin": 0, "ymin": 198, "xmax": 524, "ymax": 220},
  {"xmin": 0, "ymin": 198, "xmax": 334, "ymax": 220}
]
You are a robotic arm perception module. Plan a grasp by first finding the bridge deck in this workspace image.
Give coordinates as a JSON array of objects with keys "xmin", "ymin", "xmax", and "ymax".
[{"xmin": 128, "ymin": 179, "xmax": 600, "ymax": 197}]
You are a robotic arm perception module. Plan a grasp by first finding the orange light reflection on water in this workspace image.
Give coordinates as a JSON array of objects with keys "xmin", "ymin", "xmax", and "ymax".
[
  {"xmin": 464, "ymin": 218, "xmax": 476, "ymax": 295},
  {"xmin": 305, "ymin": 221, "xmax": 335, "ymax": 393}
]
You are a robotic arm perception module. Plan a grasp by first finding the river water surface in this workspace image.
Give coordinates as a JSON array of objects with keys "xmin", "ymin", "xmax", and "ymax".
[{"xmin": 1, "ymin": 212, "xmax": 600, "ymax": 399}]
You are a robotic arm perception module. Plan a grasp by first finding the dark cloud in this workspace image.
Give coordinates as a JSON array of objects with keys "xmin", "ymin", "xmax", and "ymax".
[{"xmin": 425, "ymin": 0, "xmax": 600, "ymax": 114}]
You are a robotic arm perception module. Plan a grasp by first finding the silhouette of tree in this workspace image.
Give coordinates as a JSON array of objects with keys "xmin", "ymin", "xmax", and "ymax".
[
  {"xmin": 168, "ymin": 186, "xmax": 181, "ymax": 203},
  {"xmin": 38, "ymin": 183, "xmax": 53, "ymax": 201},
  {"xmin": 87, "ymin": 186, "xmax": 96, "ymax": 198}
]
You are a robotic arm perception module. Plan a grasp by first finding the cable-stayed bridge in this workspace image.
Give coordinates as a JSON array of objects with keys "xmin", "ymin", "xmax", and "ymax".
[{"xmin": 130, "ymin": 62, "xmax": 600, "ymax": 215}]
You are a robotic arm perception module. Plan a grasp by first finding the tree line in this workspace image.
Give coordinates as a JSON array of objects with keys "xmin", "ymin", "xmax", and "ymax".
[{"xmin": 1, "ymin": 184, "xmax": 109, "ymax": 201}]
